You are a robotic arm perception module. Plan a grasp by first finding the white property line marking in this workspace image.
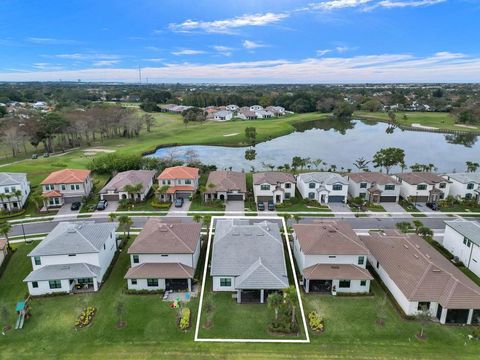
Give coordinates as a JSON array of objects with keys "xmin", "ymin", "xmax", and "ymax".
[{"xmin": 194, "ymin": 215, "xmax": 310, "ymax": 343}]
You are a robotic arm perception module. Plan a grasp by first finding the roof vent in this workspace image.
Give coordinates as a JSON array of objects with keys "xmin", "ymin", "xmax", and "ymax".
[
  {"xmin": 432, "ymin": 269, "xmax": 441, "ymax": 273},
  {"xmin": 331, "ymin": 265, "xmax": 339, "ymax": 269},
  {"xmin": 67, "ymin": 224, "xmax": 77, "ymax": 233},
  {"xmin": 328, "ymin": 229, "xmax": 337, "ymax": 233},
  {"xmin": 403, "ymin": 244, "xmax": 409, "ymax": 249},
  {"xmin": 413, "ymin": 254, "xmax": 419, "ymax": 259},
  {"xmin": 169, "ymin": 224, "xmax": 174, "ymax": 228},
  {"xmin": 425, "ymin": 254, "xmax": 431, "ymax": 259}
]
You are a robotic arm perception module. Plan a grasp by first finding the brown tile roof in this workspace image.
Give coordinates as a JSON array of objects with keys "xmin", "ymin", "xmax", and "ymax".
[
  {"xmin": 205, "ymin": 171, "xmax": 247, "ymax": 193},
  {"xmin": 253, "ymin": 172, "xmax": 295, "ymax": 185},
  {"xmin": 360, "ymin": 231, "xmax": 480, "ymax": 309},
  {"xmin": 304, "ymin": 264, "xmax": 373, "ymax": 280},
  {"xmin": 41, "ymin": 169, "xmax": 91, "ymax": 185},
  {"xmin": 42, "ymin": 190, "xmax": 63, "ymax": 198},
  {"xmin": 165, "ymin": 185, "xmax": 195, "ymax": 194},
  {"xmin": 158, "ymin": 166, "xmax": 199, "ymax": 180},
  {"xmin": 100, "ymin": 170, "xmax": 155, "ymax": 194},
  {"xmin": 347, "ymin": 172, "xmax": 400, "ymax": 185},
  {"xmin": 128, "ymin": 218, "xmax": 201, "ymax": 254},
  {"xmin": 394, "ymin": 172, "xmax": 447, "ymax": 185},
  {"xmin": 293, "ymin": 221, "xmax": 369, "ymax": 255},
  {"xmin": 125, "ymin": 262, "xmax": 194, "ymax": 279}
]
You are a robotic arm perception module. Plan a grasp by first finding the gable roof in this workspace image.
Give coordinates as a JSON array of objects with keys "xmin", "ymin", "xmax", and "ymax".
[
  {"xmin": 293, "ymin": 221, "xmax": 369, "ymax": 256},
  {"xmin": 360, "ymin": 231, "xmax": 480, "ymax": 309},
  {"xmin": 28, "ymin": 221, "xmax": 117, "ymax": 257},
  {"xmin": 100, "ymin": 170, "xmax": 155, "ymax": 194},
  {"xmin": 211, "ymin": 220, "xmax": 288, "ymax": 290},
  {"xmin": 445, "ymin": 220, "xmax": 480, "ymax": 247},
  {"xmin": 0, "ymin": 172, "xmax": 27, "ymax": 186},
  {"xmin": 297, "ymin": 172, "xmax": 348, "ymax": 185},
  {"xmin": 41, "ymin": 169, "xmax": 91, "ymax": 185},
  {"xmin": 158, "ymin": 166, "xmax": 199, "ymax": 180},
  {"xmin": 444, "ymin": 172, "xmax": 480, "ymax": 184},
  {"xmin": 347, "ymin": 172, "xmax": 400, "ymax": 185},
  {"xmin": 128, "ymin": 218, "xmax": 201, "ymax": 254},
  {"xmin": 24, "ymin": 263, "xmax": 101, "ymax": 282},
  {"xmin": 394, "ymin": 172, "xmax": 447, "ymax": 185},
  {"xmin": 253, "ymin": 172, "xmax": 295, "ymax": 185},
  {"xmin": 205, "ymin": 171, "xmax": 247, "ymax": 193}
]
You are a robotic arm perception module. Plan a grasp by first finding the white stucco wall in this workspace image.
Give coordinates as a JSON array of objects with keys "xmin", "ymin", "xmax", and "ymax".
[
  {"xmin": 443, "ymin": 225, "xmax": 480, "ymax": 277},
  {"xmin": 212, "ymin": 276, "xmax": 236, "ymax": 291},
  {"xmin": 253, "ymin": 182, "xmax": 296, "ymax": 204},
  {"xmin": 27, "ymin": 279, "xmax": 71, "ymax": 296},
  {"xmin": 127, "ymin": 278, "xmax": 166, "ymax": 291}
]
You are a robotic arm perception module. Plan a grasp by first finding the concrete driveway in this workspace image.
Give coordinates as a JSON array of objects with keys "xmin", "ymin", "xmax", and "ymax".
[
  {"xmin": 54, "ymin": 203, "xmax": 79, "ymax": 220},
  {"xmin": 328, "ymin": 203, "xmax": 354, "ymax": 218},
  {"xmin": 225, "ymin": 200, "xmax": 245, "ymax": 216},
  {"xmin": 382, "ymin": 202, "xmax": 412, "ymax": 218},
  {"xmin": 167, "ymin": 199, "xmax": 191, "ymax": 216},
  {"xmin": 92, "ymin": 200, "xmax": 120, "ymax": 218}
]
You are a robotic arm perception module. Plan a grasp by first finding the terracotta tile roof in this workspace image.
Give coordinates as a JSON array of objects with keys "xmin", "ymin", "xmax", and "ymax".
[
  {"xmin": 124, "ymin": 262, "xmax": 194, "ymax": 279},
  {"xmin": 253, "ymin": 172, "xmax": 295, "ymax": 185},
  {"xmin": 166, "ymin": 185, "xmax": 195, "ymax": 194},
  {"xmin": 303, "ymin": 264, "xmax": 373, "ymax": 280},
  {"xmin": 347, "ymin": 172, "xmax": 400, "ymax": 185},
  {"xmin": 293, "ymin": 221, "xmax": 369, "ymax": 255},
  {"xmin": 41, "ymin": 169, "xmax": 91, "ymax": 185},
  {"xmin": 100, "ymin": 170, "xmax": 155, "ymax": 194},
  {"xmin": 360, "ymin": 231, "xmax": 480, "ymax": 309},
  {"xmin": 128, "ymin": 218, "xmax": 201, "ymax": 254},
  {"xmin": 42, "ymin": 190, "xmax": 63, "ymax": 198},
  {"xmin": 394, "ymin": 172, "xmax": 448, "ymax": 185},
  {"xmin": 205, "ymin": 171, "xmax": 247, "ymax": 193},
  {"xmin": 158, "ymin": 166, "xmax": 199, "ymax": 180}
]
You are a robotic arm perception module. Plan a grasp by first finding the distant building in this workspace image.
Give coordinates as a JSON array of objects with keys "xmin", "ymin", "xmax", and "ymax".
[{"xmin": 0, "ymin": 172, "xmax": 30, "ymax": 211}]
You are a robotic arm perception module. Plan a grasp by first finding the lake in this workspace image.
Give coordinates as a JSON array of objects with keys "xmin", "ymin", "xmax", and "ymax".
[{"xmin": 149, "ymin": 119, "xmax": 479, "ymax": 173}]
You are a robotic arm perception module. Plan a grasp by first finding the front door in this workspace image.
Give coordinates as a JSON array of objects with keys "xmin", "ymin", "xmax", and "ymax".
[
  {"xmin": 320, "ymin": 194, "xmax": 326, "ymax": 203},
  {"xmin": 275, "ymin": 194, "xmax": 281, "ymax": 203}
]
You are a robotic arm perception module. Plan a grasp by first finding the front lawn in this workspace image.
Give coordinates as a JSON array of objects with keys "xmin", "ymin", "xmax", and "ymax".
[
  {"xmin": 189, "ymin": 194, "xmax": 225, "ymax": 213},
  {"xmin": 399, "ymin": 199, "xmax": 426, "ymax": 217},
  {"xmin": 276, "ymin": 197, "xmax": 331, "ymax": 213}
]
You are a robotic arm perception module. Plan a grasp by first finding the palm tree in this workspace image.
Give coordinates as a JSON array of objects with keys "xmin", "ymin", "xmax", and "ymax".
[
  {"xmin": 193, "ymin": 214, "xmax": 202, "ymax": 223},
  {"xmin": 124, "ymin": 183, "xmax": 143, "ymax": 202},
  {"xmin": 353, "ymin": 157, "xmax": 370, "ymax": 171},
  {"xmin": 118, "ymin": 215, "xmax": 133, "ymax": 238},
  {"xmin": 0, "ymin": 221, "xmax": 12, "ymax": 250},
  {"xmin": 109, "ymin": 213, "xmax": 117, "ymax": 222},
  {"xmin": 267, "ymin": 292, "xmax": 283, "ymax": 321},
  {"xmin": 155, "ymin": 185, "xmax": 170, "ymax": 202},
  {"xmin": 412, "ymin": 220, "xmax": 423, "ymax": 234},
  {"xmin": 283, "ymin": 286, "xmax": 297, "ymax": 326},
  {"xmin": 30, "ymin": 192, "xmax": 44, "ymax": 212},
  {"xmin": 466, "ymin": 161, "xmax": 480, "ymax": 173}
]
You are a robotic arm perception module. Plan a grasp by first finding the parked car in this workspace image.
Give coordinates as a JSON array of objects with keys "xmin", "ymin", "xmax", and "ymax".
[
  {"xmin": 268, "ymin": 200, "xmax": 275, "ymax": 211},
  {"xmin": 96, "ymin": 199, "xmax": 108, "ymax": 210},
  {"xmin": 70, "ymin": 202, "xmax": 81, "ymax": 211},
  {"xmin": 426, "ymin": 202, "xmax": 439, "ymax": 211},
  {"xmin": 43, "ymin": 152, "xmax": 50, "ymax": 158},
  {"xmin": 174, "ymin": 198, "xmax": 184, "ymax": 208},
  {"xmin": 31, "ymin": 154, "xmax": 38, "ymax": 159},
  {"xmin": 257, "ymin": 202, "xmax": 265, "ymax": 211}
]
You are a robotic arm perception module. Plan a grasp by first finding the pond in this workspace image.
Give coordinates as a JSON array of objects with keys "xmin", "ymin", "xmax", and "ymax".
[{"xmin": 149, "ymin": 119, "xmax": 479, "ymax": 173}]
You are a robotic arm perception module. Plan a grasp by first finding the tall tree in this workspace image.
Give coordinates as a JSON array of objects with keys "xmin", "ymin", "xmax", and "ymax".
[{"xmin": 372, "ymin": 147, "xmax": 405, "ymax": 174}]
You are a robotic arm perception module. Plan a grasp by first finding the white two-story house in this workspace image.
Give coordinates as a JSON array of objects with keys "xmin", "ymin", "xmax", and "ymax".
[
  {"xmin": 443, "ymin": 173, "xmax": 480, "ymax": 203},
  {"xmin": 125, "ymin": 219, "xmax": 202, "ymax": 292},
  {"xmin": 157, "ymin": 166, "xmax": 199, "ymax": 202},
  {"xmin": 41, "ymin": 169, "xmax": 93, "ymax": 208},
  {"xmin": 297, "ymin": 172, "xmax": 349, "ymax": 204},
  {"xmin": 0, "ymin": 172, "xmax": 30, "ymax": 212},
  {"xmin": 293, "ymin": 221, "xmax": 372, "ymax": 294},
  {"xmin": 347, "ymin": 172, "xmax": 400, "ymax": 203},
  {"xmin": 444, "ymin": 220, "xmax": 480, "ymax": 278},
  {"xmin": 24, "ymin": 221, "xmax": 117, "ymax": 295},
  {"xmin": 213, "ymin": 110, "xmax": 233, "ymax": 121},
  {"xmin": 253, "ymin": 172, "xmax": 296, "ymax": 204},
  {"xmin": 393, "ymin": 172, "xmax": 451, "ymax": 203}
]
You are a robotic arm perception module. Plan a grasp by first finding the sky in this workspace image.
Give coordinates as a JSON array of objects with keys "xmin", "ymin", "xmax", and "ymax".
[{"xmin": 1, "ymin": 0, "xmax": 480, "ymax": 83}]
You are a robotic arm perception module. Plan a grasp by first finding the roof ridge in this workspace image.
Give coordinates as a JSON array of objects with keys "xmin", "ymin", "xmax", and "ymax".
[{"xmin": 161, "ymin": 223, "xmax": 194, "ymax": 252}]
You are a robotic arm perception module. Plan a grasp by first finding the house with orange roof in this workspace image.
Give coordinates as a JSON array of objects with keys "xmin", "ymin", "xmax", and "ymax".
[
  {"xmin": 157, "ymin": 166, "xmax": 199, "ymax": 202},
  {"xmin": 41, "ymin": 169, "xmax": 93, "ymax": 208}
]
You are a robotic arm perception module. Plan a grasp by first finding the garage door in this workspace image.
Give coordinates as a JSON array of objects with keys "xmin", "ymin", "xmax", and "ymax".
[
  {"xmin": 176, "ymin": 192, "xmax": 191, "ymax": 199},
  {"xmin": 328, "ymin": 196, "xmax": 345, "ymax": 203},
  {"xmin": 101, "ymin": 194, "xmax": 120, "ymax": 201},
  {"xmin": 63, "ymin": 196, "xmax": 82, "ymax": 204},
  {"xmin": 256, "ymin": 196, "xmax": 273, "ymax": 202},
  {"xmin": 227, "ymin": 194, "xmax": 244, "ymax": 201},
  {"xmin": 410, "ymin": 195, "xmax": 428, "ymax": 203},
  {"xmin": 380, "ymin": 196, "xmax": 397, "ymax": 203}
]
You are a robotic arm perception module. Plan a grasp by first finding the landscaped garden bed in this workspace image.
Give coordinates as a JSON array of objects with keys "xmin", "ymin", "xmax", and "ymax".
[{"xmin": 74, "ymin": 306, "xmax": 97, "ymax": 329}]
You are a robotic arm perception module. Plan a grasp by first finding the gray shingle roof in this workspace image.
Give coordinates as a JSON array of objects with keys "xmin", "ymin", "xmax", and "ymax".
[
  {"xmin": 211, "ymin": 220, "xmax": 289, "ymax": 290},
  {"xmin": 28, "ymin": 221, "xmax": 117, "ymax": 257},
  {"xmin": 445, "ymin": 220, "xmax": 480, "ymax": 247},
  {"xmin": 0, "ymin": 172, "xmax": 27, "ymax": 186},
  {"xmin": 445, "ymin": 173, "xmax": 480, "ymax": 184},
  {"xmin": 298, "ymin": 172, "xmax": 348, "ymax": 185},
  {"xmin": 24, "ymin": 263, "xmax": 101, "ymax": 282}
]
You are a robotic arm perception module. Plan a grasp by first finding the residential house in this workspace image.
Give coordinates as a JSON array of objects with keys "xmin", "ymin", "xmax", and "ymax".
[
  {"xmin": 237, "ymin": 107, "xmax": 257, "ymax": 120},
  {"xmin": 125, "ymin": 219, "xmax": 202, "ymax": 291},
  {"xmin": 0, "ymin": 240, "xmax": 7, "ymax": 267},
  {"xmin": 213, "ymin": 110, "xmax": 233, "ymax": 121},
  {"xmin": 157, "ymin": 166, "xmax": 199, "ymax": 202},
  {"xmin": 253, "ymin": 172, "xmax": 296, "ymax": 204},
  {"xmin": 226, "ymin": 104, "xmax": 239, "ymax": 112},
  {"xmin": 41, "ymin": 169, "xmax": 93, "ymax": 208},
  {"xmin": 443, "ymin": 173, "xmax": 480, "ymax": 203},
  {"xmin": 393, "ymin": 172, "xmax": 451, "ymax": 203},
  {"xmin": 265, "ymin": 106, "xmax": 286, "ymax": 116},
  {"xmin": 297, "ymin": 172, "xmax": 349, "ymax": 204},
  {"xmin": 293, "ymin": 221, "xmax": 372, "ymax": 294},
  {"xmin": 443, "ymin": 220, "xmax": 480, "ymax": 278},
  {"xmin": 204, "ymin": 171, "xmax": 246, "ymax": 202},
  {"xmin": 360, "ymin": 230, "xmax": 480, "ymax": 324},
  {"xmin": 249, "ymin": 105, "xmax": 263, "ymax": 112},
  {"xmin": 347, "ymin": 172, "xmax": 400, "ymax": 203},
  {"xmin": 0, "ymin": 172, "xmax": 30, "ymax": 212},
  {"xmin": 211, "ymin": 219, "xmax": 289, "ymax": 303},
  {"xmin": 99, "ymin": 170, "xmax": 156, "ymax": 202},
  {"xmin": 24, "ymin": 221, "xmax": 118, "ymax": 295}
]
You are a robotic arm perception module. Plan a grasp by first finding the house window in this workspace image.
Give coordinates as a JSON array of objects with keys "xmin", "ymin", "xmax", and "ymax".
[
  {"xmin": 75, "ymin": 184, "xmax": 80, "ymax": 190},
  {"xmin": 439, "ymin": 183, "xmax": 446, "ymax": 189},
  {"xmin": 45, "ymin": 184, "xmax": 54, "ymax": 191},
  {"xmin": 68, "ymin": 254, "xmax": 76, "ymax": 257},
  {"xmin": 359, "ymin": 193, "xmax": 366, "ymax": 199},
  {"xmin": 309, "ymin": 182, "xmax": 316, "ymax": 189},
  {"xmin": 61, "ymin": 184, "xmax": 66, "ymax": 190},
  {"xmin": 308, "ymin": 192, "xmax": 315, "ymax": 199},
  {"xmin": 339, "ymin": 280, "xmax": 351, "ymax": 288},
  {"xmin": 70, "ymin": 185, "xmax": 75, "ymax": 190},
  {"xmin": 360, "ymin": 280, "xmax": 367, "ymax": 286},
  {"xmin": 376, "ymin": 261, "xmax": 380, "ymax": 269},
  {"xmin": 416, "ymin": 184, "xmax": 427, "ymax": 190},
  {"xmin": 185, "ymin": 179, "xmax": 192, "ymax": 185},
  {"xmin": 260, "ymin": 184, "xmax": 270, "ymax": 191},
  {"xmin": 4, "ymin": 187, "xmax": 9, "ymax": 193},
  {"xmin": 147, "ymin": 279, "xmax": 159, "ymax": 287},
  {"xmin": 32, "ymin": 281, "xmax": 38, "ymax": 288},
  {"xmin": 360, "ymin": 182, "xmax": 367, "ymax": 189},
  {"xmin": 385, "ymin": 185, "xmax": 395, "ymax": 191},
  {"xmin": 417, "ymin": 302, "xmax": 430, "ymax": 311},
  {"xmin": 285, "ymin": 183, "xmax": 291, "ymax": 189},
  {"xmin": 10, "ymin": 186, "xmax": 16, "ymax": 192},
  {"xmin": 34, "ymin": 256, "xmax": 41, "ymax": 265},
  {"xmin": 332, "ymin": 184, "xmax": 343, "ymax": 191},
  {"xmin": 358, "ymin": 256, "xmax": 365, "ymax": 265},
  {"xmin": 465, "ymin": 193, "xmax": 472, "ymax": 200},
  {"xmin": 131, "ymin": 279, "xmax": 137, "ymax": 285},
  {"xmin": 467, "ymin": 183, "xmax": 474, "ymax": 190},
  {"xmin": 220, "ymin": 278, "xmax": 232, "ymax": 287},
  {"xmin": 285, "ymin": 193, "xmax": 291, "ymax": 199},
  {"xmin": 328, "ymin": 255, "xmax": 336, "ymax": 258},
  {"xmin": 463, "ymin": 237, "xmax": 471, "ymax": 247},
  {"xmin": 161, "ymin": 254, "xmax": 168, "ymax": 257},
  {"xmin": 49, "ymin": 280, "xmax": 62, "ymax": 289},
  {"xmin": 133, "ymin": 255, "xmax": 139, "ymax": 264}
]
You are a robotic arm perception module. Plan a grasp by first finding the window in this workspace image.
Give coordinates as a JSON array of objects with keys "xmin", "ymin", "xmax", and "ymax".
[
  {"xmin": 4, "ymin": 187, "xmax": 9, "ymax": 193},
  {"xmin": 439, "ymin": 183, "xmax": 446, "ymax": 189},
  {"xmin": 309, "ymin": 182, "xmax": 316, "ymax": 189},
  {"xmin": 417, "ymin": 184, "xmax": 427, "ymax": 190},
  {"xmin": 358, "ymin": 256, "xmax": 365, "ymax": 265},
  {"xmin": 185, "ymin": 179, "xmax": 192, "ymax": 185},
  {"xmin": 61, "ymin": 184, "xmax": 66, "ymax": 190},
  {"xmin": 133, "ymin": 255, "xmax": 139, "ymax": 264},
  {"xmin": 161, "ymin": 254, "xmax": 169, "ymax": 257},
  {"xmin": 360, "ymin": 182, "xmax": 367, "ymax": 189},
  {"xmin": 467, "ymin": 183, "xmax": 475, "ymax": 190},
  {"xmin": 260, "ymin": 184, "xmax": 270, "ymax": 191},
  {"xmin": 68, "ymin": 254, "xmax": 76, "ymax": 257},
  {"xmin": 465, "ymin": 193, "xmax": 473, "ymax": 200},
  {"xmin": 385, "ymin": 185, "xmax": 395, "ymax": 191},
  {"xmin": 376, "ymin": 261, "xmax": 380, "ymax": 269},
  {"xmin": 70, "ymin": 185, "xmax": 75, "ymax": 190},
  {"xmin": 49, "ymin": 280, "xmax": 62, "ymax": 289},
  {"xmin": 131, "ymin": 279, "xmax": 137, "ymax": 285},
  {"xmin": 339, "ymin": 280, "xmax": 351, "ymax": 288},
  {"xmin": 147, "ymin": 279, "xmax": 159, "ymax": 287},
  {"xmin": 332, "ymin": 184, "xmax": 343, "ymax": 191},
  {"xmin": 103, "ymin": 244, "xmax": 106, "ymax": 250},
  {"xmin": 34, "ymin": 256, "xmax": 41, "ymax": 265},
  {"xmin": 75, "ymin": 184, "xmax": 80, "ymax": 190},
  {"xmin": 220, "ymin": 278, "xmax": 232, "ymax": 287},
  {"xmin": 360, "ymin": 280, "xmax": 367, "ymax": 286},
  {"xmin": 328, "ymin": 255, "xmax": 337, "ymax": 258},
  {"xmin": 10, "ymin": 186, "xmax": 15, "ymax": 192},
  {"xmin": 463, "ymin": 237, "xmax": 471, "ymax": 247},
  {"xmin": 308, "ymin": 192, "xmax": 315, "ymax": 199},
  {"xmin": 417, "ymin": 302, "xmax": 430, "ymax": 311},
  {"xmin": 285, "ymin": 183, "xmax": 291, "ymax": 189},
  {"xmin": 32, "ymin": 281, "xmax": 38, "ymax": 288},
  {"xmin": 359, "ymin": 193, "xmax": 366, "ymax": 199},
  {"xmin": 285, "ymin": 193, "xmax": 291, "ymax": 199}
]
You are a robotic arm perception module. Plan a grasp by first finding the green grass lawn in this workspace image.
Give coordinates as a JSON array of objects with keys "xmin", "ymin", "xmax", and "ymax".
[{"xmin": 399, "ymin": 199, "xmax": 426, "ymax": 217}]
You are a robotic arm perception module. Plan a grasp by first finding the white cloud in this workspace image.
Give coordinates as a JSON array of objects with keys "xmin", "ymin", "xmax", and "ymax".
[
  {"xmin": 213, "ymin": 46, "xmax": 234, "ymax": 56},
  {"xmin": 316, "ymin": 49, "xmax": 332, "ymax": 56},
  {"xmin": 375, "ymin": 0, "xmax": 446, "ymax": 8},
  {"xmin": 32, "ymin": 62, "xmax": 64, "ymax": 70},
  {"xmin": 143, "ymin": 58, "xmax": 165, "ymax": 62},
  {"xmin": 93, "ymin": 60, "xmax": 120, "ymax": 66},
  {"xmin": 26, "ymin": 37, "xmax": 81, "ymax": 45},
  {"xmin": 308, "ymin": 0, "xmax": 375, "ymax": 11},
  {"xmin": 243, "ymin": 40, "xmax": 267, "ymax": 49},
  {"xmin": 171, "ymin": 49, "xmax": 205, "ymax": 56}
]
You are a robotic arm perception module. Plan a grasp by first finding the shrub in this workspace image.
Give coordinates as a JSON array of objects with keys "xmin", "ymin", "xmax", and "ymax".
[
  {"xmin": 178, "ymin": 307, "xmax": 191, "ymax": 330},
  {"xmin": 75, "ymin": 306, "xmax": 97, "ymax": 328},
  {"xmin": 308, "ymin": 311, "xmax": 325, "ymax": 332},
  {"xmin": 150, "ymin": 198, "xmax": 172, "ymax": 209},
  {"xmin": 472, "ymin": 327, "xmax": 480, "ymax": 340}
]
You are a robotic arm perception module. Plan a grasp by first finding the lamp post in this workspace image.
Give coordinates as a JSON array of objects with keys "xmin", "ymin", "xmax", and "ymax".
[{"xmin": 21, "ymin": 222, "xmax": 28, "ymax": 244}]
